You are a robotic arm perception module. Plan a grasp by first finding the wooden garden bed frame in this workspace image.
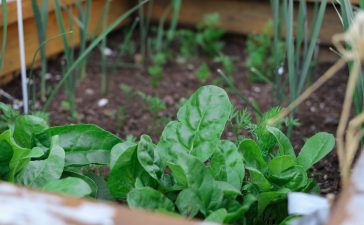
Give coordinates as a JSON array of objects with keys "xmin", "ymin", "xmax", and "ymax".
[
  {"xmin": 0, "ymin": 0, "xmax": 130, "ymax": 85},
  {"xmin": 2, "ymin": 151, "xmax": 364, "ymax": 225},
  {"xmin": 0, "ymin": 0, "xmax": 360, "ymax": 84}
]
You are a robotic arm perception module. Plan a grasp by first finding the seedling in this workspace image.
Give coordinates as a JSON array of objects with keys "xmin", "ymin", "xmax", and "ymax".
[
  {"xmin": 137, "ymin": 91, "xmax": 166, "ymax": 113},
  {"xmin": 195, "ymin": 63, "xmax": 211, "ymax": 82}
]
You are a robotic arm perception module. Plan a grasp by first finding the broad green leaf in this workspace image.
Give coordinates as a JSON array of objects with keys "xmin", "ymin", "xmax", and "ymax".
[
  {"xmin": 45, "ymin": 124, "xmax": 122, "ymax": 166},
  {"xmin": 257, "ymin": 190, "xmax": 288, "ymax": 216},
  {"xmin": 266, "ymin": 126, "xmax": 295, "ymax": 157},
  {"xmin": 167, "ymin": 162, "xmax": 188, "ymax": 188},
  {"xmin": 0, "ymin": 136, "xmax": 13, "ymax": 179},
  {"xmin": 238, "ymin": 138, "xmax": 266, "ymax": 169},
  {"xmin": 297, "ymin": 132, "xmax": 335, "ymax": 170},
  {"xmin": 0, "ymin": 130, "xmax": 32, "ymax": 181},
  {"xmin": 175, "ymin": 188, "xmax": 202, "ymax": 217},
  {"xmin": 86, "ymin": 173, "xmax": 114, "ymax": 200},
  {"xmin": 268, "ymin": 155, "xmax": 296, "ymax": 175},
  {"xmin": 63, "ymin": 170, "xmax": 98, "ymax": 198},
  {"xmin": 13, "ymin": 115, "xmax": 48, "ymax": 149},
  {"xmin": 248, "ymin": 167, "xmax": 273, "ymax": 191},
  {"xmin": 137, "ymin": 135, "xmax": 162, "ymax": 181},
  {"xmin": 107, "ymin": 142, "xmax": 146, "ymax": 198},
  {"xmin": 157, "ymin": 85, "xmax": 232, "ymax": 162},
  {"xmin": 166, "ymin": 152, "xmax": 224, "ymax": 214},
  {"xmin": 43, "ymin": 177, "xmax": 92, "ymax": 197},
  {"xmin": 127, "ymin": 187, "xmax": 175, "ymax": 212},
  {"xmin": 216, "ymin": 181, "xmax": 241, "ymax": 197},
  {"xmin": 269, "ymin": 165, "xmax": 308, "ymax": 190},
  {"xmin": 210, "ymin": 140, "xmax": 244, "ymax": 190},
  {"xmin": 224, "ymin": 194, "xmax": 256, "ymax": 223},
  {"xmin": 205, "ymin": 208, "xmax": 227, "ymax": 223},
  {"xmin": 16, "ymin": 136, "xmax": 65, "ymax": 188}
]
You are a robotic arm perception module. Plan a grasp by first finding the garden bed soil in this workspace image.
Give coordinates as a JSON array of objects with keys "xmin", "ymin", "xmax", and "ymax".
[{"xmin": 1, "ymin": 33, "xmax": 347, "ymax": 195}]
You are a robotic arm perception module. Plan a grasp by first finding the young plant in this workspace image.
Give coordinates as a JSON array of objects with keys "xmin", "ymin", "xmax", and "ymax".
[
  {"xmin": 106, "ymin": 85, "xmax": 335, "ymax": 225},
  {"xmin": 245, "ymin": 21, "xmax": 285, "ymax": 83},
  {"xmin": 0, "ymin": 105, "xmax": 122, "ymax": 198},
  {"xmin": 279, "ymin": 0, "xmax": 326, "ymax": 132},
  {"xmin": 137, "ymin": 91, "xmax": 166, "ymax": 113},
  {"xmin": 195, "ymin": 63, "xmax": 211, "ymax": 83}
]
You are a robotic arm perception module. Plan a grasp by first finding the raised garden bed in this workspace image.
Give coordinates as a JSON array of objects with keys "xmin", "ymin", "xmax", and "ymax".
[{"xmin": 0, "ymin": 0, "xmax": 363, "ymax": 224}]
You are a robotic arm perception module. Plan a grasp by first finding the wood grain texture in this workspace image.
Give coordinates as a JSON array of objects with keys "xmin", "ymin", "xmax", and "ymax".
[
  {"xmin": 0, "ymin": 182, "xmax": 203, "ymax": 225},
  {"xmin": 0, "ymin": 0, "xmax": 129, "ymax": 84},
  {"xmin": 149, "ymin": 0, "xmax": 344, "ymax": 44}
]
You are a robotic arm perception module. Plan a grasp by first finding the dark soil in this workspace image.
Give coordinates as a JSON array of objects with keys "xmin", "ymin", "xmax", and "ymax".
[{"xmin": 1, "ymin": 31, "xmax": 347, "ymax": 195}]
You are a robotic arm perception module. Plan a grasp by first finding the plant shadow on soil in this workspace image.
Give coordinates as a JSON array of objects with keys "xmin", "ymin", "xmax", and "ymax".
[{"xmin": 2, "ymin": 31, "xmax": 347, "ymax": 195}]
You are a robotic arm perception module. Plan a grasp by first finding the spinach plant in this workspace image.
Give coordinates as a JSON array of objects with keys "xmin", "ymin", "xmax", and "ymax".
[
  {"xmin": 0, "ymin": 106, "xmax": 121, "ymax": 198},
  {"xmin": 0, "ymin": 84, "xmax": 335, "ymax": 224},
  {"xmin": 106, "ymin": 85, "xmax": 335, "ymax": 225},
  {"xmin": 245, "ymin": 21, "xmax": 285, "ymax": 83}
]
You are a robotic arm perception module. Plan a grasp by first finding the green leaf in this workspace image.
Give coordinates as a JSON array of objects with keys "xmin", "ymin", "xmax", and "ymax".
[
  {"xmin": 175, "ymin": 188, "xmax": 202, "ymax": 217},
  {"xmin": 268, "ymin": 155, "xmax": 296, "ymax": 175},
  {"xmin": 63, "ymin": 170, "xmax": 98, "ymax": 198},
  {"xmin": 13, "ymin": 115, "xmax": 48, "ymax": 149},
  {"xmin": 257, "ymin": 190, "xmax": 288, "ymax": 216},
  {"xmin": 167, "ymin": 162, "xmax": 188, "ymax": 188},
  {"xmin": 166, "ymin": 152, "xmax": 224, "ymax": 214},
  {"xmin": 157, "ymin": 85, "xmax": 232, "ymax": 163},
  {"xmin": 45, "ymin": 124, "xmax": 122, "ymax": 166},
  {"xmin": 266, "ymin": 126, "xmax": 295, "ymax": 157},
  {"xmin": 205, "ymin": 208, "xmax": 227, "ymax": 223},
  {"xmin": 127, "ymin": 187, "xmax": 175, "ymax": 212},
  {"xmin": 16, "ymin": 136, "xmax": 65, "ymax": 188},
  {"xmin": 85, "ymin": 173, "xmax": 113, "ymax": 200},
  {"xmin": 224, "ymin": 194, "xmax": 256, "ymax": 223},
  {"xmin": 210, "ymin": 140, "xmax": 244, "ymax": 190},
  {"xmin": 248, "ymin": 167, "xmax": 273, "ymax": 191},
  {"xmin": 0, "ymin": 130, "xmax": 32, "ymax": 181},
  {"xmin": 215, "ymin": 181, "xmax": 241, "ymax": 197},
  {"xmin": 43, "ymin": 177, "xmax": 92, "ymax": 197},
  {"xmin": 137, "ymin": 135, "xmax": 162, "ymax": 181},
  {"xmin": 0, "ymin": 135, "xmax": 13, "ymax": 179},
  {"xmin": 238, "ymin": 138, "xmax": 266, "ymax": 169},
  {"xmin": 107, "ymin": 141, "xmax": 145, "ymax": 198},
  {"xmin": 269, "ymin": 165, "xmax": 308, "ymax": 190},
  {"xmin": 297, "ymin": 132, "xmax": 335, "ymax": 170}
]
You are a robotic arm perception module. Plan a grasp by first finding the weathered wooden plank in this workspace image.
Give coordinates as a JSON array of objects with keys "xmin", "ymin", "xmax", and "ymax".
[
  {"xmin": 149, "ymin": 0, "xmax": 344, "ymax": 44},
  {"xmin": 0, "ymin": 182, "xmax": 206, "ymax": 225},
  {"xmin": 0, "ymin": 0, "xmax": 87, "ymax": 27},
  {"xmin": 0, "ymin": 0, "xmax": 129, "ymax": 84}
]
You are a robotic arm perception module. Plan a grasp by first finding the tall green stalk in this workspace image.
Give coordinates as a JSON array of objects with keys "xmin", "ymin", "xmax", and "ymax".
[
  {"xmin": 77, "ymin": 0, "xmax": 92, "ymax": 79},
  {"xmin": 53, "ymin": 0, "xmax": 77, "ymax": 118},
  {"xmin": 0, "ymin": 0, "xmax": 7, "ymax": 72},
  {"xmin": 31, "ymin": 0, "xmax": 49, "ymax": 100},
  {"xmin": 43, "ymin": 0, "xmax": 150, "ymax": 111},
  {"xmin": 100, "ymin": 0, "xmax": 112, "ymax": 95},
  {"xmin": 270, "ymin": 0, "xmax": 327, "ymax": 135}
]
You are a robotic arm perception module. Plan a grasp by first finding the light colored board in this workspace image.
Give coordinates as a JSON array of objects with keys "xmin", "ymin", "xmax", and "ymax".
[
  {"xmin": 0, "ymin": 182, "xmax": 206, "ymax": 225},
  {"xmin": 0, "ymin": 0, "xmax": 129, "ymax": 84},
  {"xmin": 149, "ymin": 0, "xmax": 345, "ymax": 45},
  {"xmin": 0, "ymin": 0, "xmax": 87, "ymax": 26}
]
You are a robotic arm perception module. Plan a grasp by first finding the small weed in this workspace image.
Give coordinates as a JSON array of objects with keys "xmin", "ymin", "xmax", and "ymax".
[
  {"xmin": 137, "ymin": 91, "xmax": 166, "ymax": 113},
  {"xmin": 195, "ymin": 63, "xmax": 211, "ymax": 82},
  {"xmin": 245, "ymin": 21, "xmax": 285, "ymax": 83}
]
